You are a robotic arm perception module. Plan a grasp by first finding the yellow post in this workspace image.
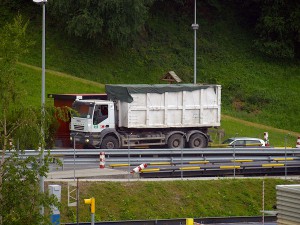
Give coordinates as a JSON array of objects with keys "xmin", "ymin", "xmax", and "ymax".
[
  {"xmin": 186, "ymin": 218, "xmax": 194, "ymax": 225},
  {"xmin": 84, "ymin": 197, "xmax": 95, "ymax": 213},
  {"xmin": 84, "ymin": 197, "xmax": 95, "ymax": 225}
]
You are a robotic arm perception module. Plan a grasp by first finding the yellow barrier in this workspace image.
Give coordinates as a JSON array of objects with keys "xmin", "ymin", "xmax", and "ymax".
[
  {"xmin": 262, "ymin": 163, "xmax": 284, "ymax": 167},
  {"xmin": 220, "ymin": 166, "xmax": 241, "ymax": 169},
  {"xmin": 141, "ymin": 168, "xmax": 160, "ymax": 173},
  {"xmin": 231, "ymin": 159, "xmax": 253, "ymax": 163},
  {"xmin": 273, "ymin": 158, "xmax": 293, "ymax": 161},
  {"xmin": 208, "ymin": 143, "xmax": 229, "ymax": 148},
  {"xmin": 209, "ymin": 143, "xmax": 263, "ymax": 148},
  {"xmin": 109, "ymin": 164, "xmax": 129, "ymax": 168},
  {"xmin": 179, "ymin": 166, "xmax": 201, "ymax": 170}
]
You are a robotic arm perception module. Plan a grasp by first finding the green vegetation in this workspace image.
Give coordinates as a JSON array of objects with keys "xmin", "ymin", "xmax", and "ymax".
[
  {"xmin": 54, "ymin": 179, "xmax": 298, "ymax": 223},
  {"xmin": 218, "ymin": 116, "xmax": 298, "ymax": 147},
  {"xmin": 16, "ymin": 63, "xmax": 104, "ymax": 107},
  {"xmin": 13, "ymin": 61, "xmax": 298, "ymax": 147},
  {"xmin": 0, "ymin": 15, "xmax": 61, "ymax": 225},
  {"xmin": 1, "ymin": 2, "xmax": 300, "ymax": 224},
  {"xmin": 2, "ymin": 6, "xmax": 298, "ymax": 145},
  {"xmin": 1, "ymin": 2, "xmax": 299, "ymax": 133},
  {"xmin": 18, "ymin": 2, "xmax": 300, "ymax": 133}
]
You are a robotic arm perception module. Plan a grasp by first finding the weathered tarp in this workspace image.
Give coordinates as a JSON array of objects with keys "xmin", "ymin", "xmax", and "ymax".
[{"xmin": 106, "ymin": 84, "xmax": 215, "ymax": 103}]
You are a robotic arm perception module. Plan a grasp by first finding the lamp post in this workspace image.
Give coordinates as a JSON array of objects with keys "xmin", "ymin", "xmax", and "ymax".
[
  {"xmin": 191, "ymin": 0, "xmax": 199, "ymax": 84},
  {"xmin": 33, "ymin": 0, "xmax": 47, "ymax": 216}
]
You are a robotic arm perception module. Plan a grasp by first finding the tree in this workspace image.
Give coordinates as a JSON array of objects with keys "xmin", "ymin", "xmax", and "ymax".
[
  {"xmin": 48, "ymin": 0, "xmax": 155, "ymax": 47},
  {"xmin": 0, "ymin": 15, "xmax": 61, "ymax": 225},
  {"xmin": 234, "ymin": 0, "xmax": 300, "ymax": 59}
]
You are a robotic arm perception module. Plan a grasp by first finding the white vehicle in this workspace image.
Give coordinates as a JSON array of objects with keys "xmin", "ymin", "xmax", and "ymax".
[
  {"xmin": 222, "ymin": 137, "xmax": 266, "ymax": 147},
  {"xmin": 70, "ymin": 84, "xmax": 221, "ymax": 149}
]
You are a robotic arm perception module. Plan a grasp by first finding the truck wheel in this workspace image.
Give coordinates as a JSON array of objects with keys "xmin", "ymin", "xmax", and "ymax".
[
  {"xmin": 101, "ymin": 136, "xmax": 119, "ymax": 149},
  {"xmin": 188, "ymin": 133, "xmax": 207, "ymax": 148},
  {"xmin": 167, "ymin": 134, "xmax": 184, "ymax": 149}
]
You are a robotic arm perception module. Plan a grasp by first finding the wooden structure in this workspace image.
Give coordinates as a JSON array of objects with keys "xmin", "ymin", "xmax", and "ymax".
[{"xmin": 161, "ymin": 71, "xmax": 182, "ymax": 84}]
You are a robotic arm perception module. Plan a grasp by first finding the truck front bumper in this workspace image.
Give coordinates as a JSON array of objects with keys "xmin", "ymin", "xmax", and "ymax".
[{"xmin": 70, "ymin": 132, "xmax": 98, "ymax": 147}]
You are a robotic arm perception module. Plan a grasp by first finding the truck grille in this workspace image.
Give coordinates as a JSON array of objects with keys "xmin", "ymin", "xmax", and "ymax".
[{"xmin": 74, "ymin": 125, "xmax": 84, "ymax": 131}]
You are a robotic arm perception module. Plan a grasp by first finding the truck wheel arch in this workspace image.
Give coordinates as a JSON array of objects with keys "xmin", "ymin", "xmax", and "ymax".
[
  {"xmin": 165, "ymin": 131, "xmax": 186, "ymax": 148},
  {"xmin": 99, "ymin": 129, "xmax": 121, "ymax": 148},
  {"xmin": 101, "ymin": 135, "xmax": 119, "ymax": 149},
  {"xmin": 186, "ymin": 131, "xmax": 209, "ymax": 148}
]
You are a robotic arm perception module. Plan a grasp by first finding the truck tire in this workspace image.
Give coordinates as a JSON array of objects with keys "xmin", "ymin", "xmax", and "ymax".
[
  {"xmin": 188, "ymin": 133, "xmax": 207, "ymax": 148},
  {"xmin": 167, "ymin": 134, "xmax": 184, "ymax": 149},
  {"xmin": 100, "ymin": 135, "xmax": 119, "ymax": 149}
]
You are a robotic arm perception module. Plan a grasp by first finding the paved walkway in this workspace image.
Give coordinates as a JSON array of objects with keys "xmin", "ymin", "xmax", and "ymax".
[{"xmin": 46, "ymin": 168, "xmax": 129, "ymax": 180}]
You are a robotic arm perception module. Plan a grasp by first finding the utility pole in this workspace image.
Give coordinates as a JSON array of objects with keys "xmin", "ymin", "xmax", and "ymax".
[
  {"xmin": 192, "ymin": 0, "xmax": 199, "ymax": 84},
  {"xmin": 33, "ymin": 0, "xmax": 47, "ymax": 216}
]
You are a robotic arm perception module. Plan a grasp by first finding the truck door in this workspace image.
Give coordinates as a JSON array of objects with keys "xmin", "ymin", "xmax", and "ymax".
[{"xmin": 93, "ymin": 104, "xmax": 109, "ymax": 127}]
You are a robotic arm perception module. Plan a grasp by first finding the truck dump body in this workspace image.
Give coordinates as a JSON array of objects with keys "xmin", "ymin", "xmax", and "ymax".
[{"xmin": 106, "ymin": 84, "xmax": 221, "ymax": 129}]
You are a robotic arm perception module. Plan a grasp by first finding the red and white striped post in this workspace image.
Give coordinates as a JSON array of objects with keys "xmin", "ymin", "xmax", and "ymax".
[
  {"xmin": 296, "ymin": 136, "xmax": 300, "ymax": 148},
  {"xmin": 99, "ymin": 152, "xmax": 105, "ymax": 169},
  {"xmin": 131, "ymin": 163, "xmax": 147, "ymax": 174},
  {"xmin": 264, "ymin": 132, "xmax": 269, "ymax": 146}
]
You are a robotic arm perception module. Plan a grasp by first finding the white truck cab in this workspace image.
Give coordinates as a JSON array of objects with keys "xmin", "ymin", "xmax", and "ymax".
[{"xmin": 70, "ymin": 99, "xmax": 118, "ymax": 148}]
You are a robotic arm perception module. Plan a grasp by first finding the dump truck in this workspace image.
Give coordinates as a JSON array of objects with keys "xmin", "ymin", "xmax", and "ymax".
[{"xmin": 70, "ymin": 84, "xmax": 221, "ymax": 149}]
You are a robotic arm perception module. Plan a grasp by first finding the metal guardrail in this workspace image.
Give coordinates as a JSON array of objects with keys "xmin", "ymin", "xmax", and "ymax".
[
  {"xmin": 3, "ymin": 147, "xmax": 300, "ymax": 157},
  {"xmin": 4, "ymin": 148, "xmax": 300, "ymax": 177}
]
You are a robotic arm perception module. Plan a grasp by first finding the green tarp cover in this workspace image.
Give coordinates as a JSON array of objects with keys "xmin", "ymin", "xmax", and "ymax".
[{"xmin": 106, "ymin": 84, "xmax": 216, "ymax": 103}]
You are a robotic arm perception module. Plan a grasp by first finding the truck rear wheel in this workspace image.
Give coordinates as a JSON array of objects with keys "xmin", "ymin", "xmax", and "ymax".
[
  {"xmin": 188, "ymin": 133, "xmax": 207, "ymax": 148},
  {"xmin": 167, "ymin": 134, "xmax": 184, "ymax": 149},
  {"xmin": 101, "ymin": 136, "xmax": 119, "ymax": 149}
]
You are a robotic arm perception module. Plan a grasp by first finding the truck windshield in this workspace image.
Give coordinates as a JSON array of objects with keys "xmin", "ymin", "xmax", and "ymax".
[{"xmin": 72, "ymin": 102, "xmax": 94, "ymax": 118}]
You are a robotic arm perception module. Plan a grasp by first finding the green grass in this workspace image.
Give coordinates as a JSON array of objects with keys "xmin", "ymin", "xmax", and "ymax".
[
  {"xmin": 15, "ymin": 62, "xmax": 298, "ymax": 147},
  {"xmin": 2, "ymin": 6, "xmax": 300, "ymax": 224},
  {"xmin": 15, "ymin": 63, "xmax": 104, "ymax": 107},
  {"xmin": 15, "ymin": 5, "xmax": 299, "ymax": 133},
  {"xmin": 217, "ymin": 116, "xmax": 298, "ymax": 147},
  {"xmin": 51, "ymin": 179, "xmax": 298, "ymax": 223}
]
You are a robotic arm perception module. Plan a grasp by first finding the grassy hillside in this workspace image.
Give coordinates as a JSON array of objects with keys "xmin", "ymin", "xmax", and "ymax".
[
  {"xmin": 14, "ymin": 62, "xmax": 298, "ymax": 147},
  {"xmin": 51, "ymin": 179, "xmax": 298, "ymax": 223},
  {"xmin": 1, "ymin": 4, "xmax": 299, "ymax": 137},
  {"xmin": 14, "ymin": 63, "xmax": 104, "ymax": 107},
  {"xmin": 17, "ymin": 4, "xmax": 299, "ymax": 133}
]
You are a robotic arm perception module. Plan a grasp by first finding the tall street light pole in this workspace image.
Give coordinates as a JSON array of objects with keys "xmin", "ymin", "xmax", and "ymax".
[
  {"xmin": 33, "ymin": 0, "xmax": 47, "ymax": 216},
  {"xmin": 191, "ymin": 0, "xmax": 199, "ymax": 84}
]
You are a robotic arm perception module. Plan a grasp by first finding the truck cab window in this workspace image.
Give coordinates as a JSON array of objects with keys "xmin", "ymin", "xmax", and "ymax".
[
  {"xmin": 72, "ymin": 102, "xmax": 94, "ymax": 118},
  {"xmin": 93, "ymin": 105, "xmax": 108, "ymax": 125}
]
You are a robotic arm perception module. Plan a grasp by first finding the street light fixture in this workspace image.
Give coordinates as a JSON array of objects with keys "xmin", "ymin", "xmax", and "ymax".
[{"xmin": 33, "ymin": 0, "xmax": 47, "ymax": 216}]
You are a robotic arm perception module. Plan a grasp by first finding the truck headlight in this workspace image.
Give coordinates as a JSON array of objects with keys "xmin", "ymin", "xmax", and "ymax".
[
  {"xmin": 85, "ymin": 138, "xmax": 90, "ymax": 143},
  {"xmin": 70, "ymin": 136, "xmax": 73, "ymax": 141}
]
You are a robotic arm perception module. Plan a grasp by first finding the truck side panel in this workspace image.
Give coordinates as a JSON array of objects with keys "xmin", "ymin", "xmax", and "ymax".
[{"xmin": 117, "ymin": 85, "xmax": 221, "ymax": 128}]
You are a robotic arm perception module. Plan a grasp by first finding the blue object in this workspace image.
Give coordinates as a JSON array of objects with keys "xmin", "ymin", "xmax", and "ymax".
[{"xmin": 51, "ymin": 214, "xmax": 60, "ymax": 225}]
